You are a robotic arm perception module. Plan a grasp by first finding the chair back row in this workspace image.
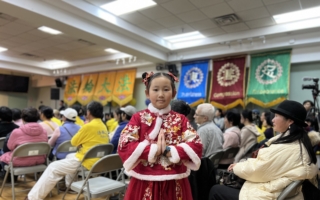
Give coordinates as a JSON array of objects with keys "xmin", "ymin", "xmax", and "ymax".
[{"xmin": 208, "ymin": 147, "xmax": 239, "ymax": 169}]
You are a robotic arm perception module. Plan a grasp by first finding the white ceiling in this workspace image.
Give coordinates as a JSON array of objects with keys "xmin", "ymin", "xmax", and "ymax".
[{"xmin": 0, "ymin": 0, "xmax": 320, "ymax": 77}]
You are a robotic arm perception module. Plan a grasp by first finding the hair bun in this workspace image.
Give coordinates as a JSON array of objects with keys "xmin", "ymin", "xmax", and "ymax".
[{"xmin": 142, "ymin": 72, "xmax": 148, "ymax": 79}]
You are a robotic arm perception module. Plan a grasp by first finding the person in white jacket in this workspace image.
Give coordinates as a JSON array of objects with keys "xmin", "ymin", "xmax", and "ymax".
[{"xmin": 209, "ymin": 100, "xmax": 319, "ymax": 200}]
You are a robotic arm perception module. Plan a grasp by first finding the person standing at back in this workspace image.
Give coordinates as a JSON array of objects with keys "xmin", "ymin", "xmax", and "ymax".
[
  {"xmin": 195, "ymin": 103, "xmax": 224, "ymax": 157},
  {"xmin": 48, "ymin": 108, "xmax": 81, "ymax": 160},
  {"xmin": 26, "ymin": 101, "xmax": 109, "ymax": 200},
  {"xmin": 118, "ymin": 72, "xmax": 202, "ymax": 200}
]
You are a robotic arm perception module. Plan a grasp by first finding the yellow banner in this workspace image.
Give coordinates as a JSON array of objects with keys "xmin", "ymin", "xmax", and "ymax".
[
  {"xmin": 64, "ymin": 75, "xmax": 81, "ymax": 106},
  {"xmin": 77, "ymin": 74, "xmax": 98, "ymax": 106},
  {"xmin": 112, "ymin": 69, "xmax": 136, "ymax": 106},
  {"xmin": 93, "ymin": 71, "xmax": 117, "ymax": 106}
]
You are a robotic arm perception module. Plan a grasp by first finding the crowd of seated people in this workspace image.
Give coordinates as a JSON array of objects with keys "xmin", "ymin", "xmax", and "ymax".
[{"xmin": 0, "ymin": 98, "xmax": 319, "ymax": 200}]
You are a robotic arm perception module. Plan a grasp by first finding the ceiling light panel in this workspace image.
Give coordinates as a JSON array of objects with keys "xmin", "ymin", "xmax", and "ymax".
[
  {"xmin": 273, "ymin": 6, "xmax": 320, "ymax": 24},
  {"xmin": 164, "ymin": 31, "xmax": 206, "ymax": 43},
  {"xmin": 38, "ymin": 26, "xmax": 62, "ymax": 35},
  {"xmin": 105, "ymin": 48, "xmax": 120, "ymax": 53},
  {"xmin": 100, "ymin": 0, "xmax": 157, "ymax": 16},
  {"xmin": 0, "ymin": 47, "xmax": 8, "ymax": 52}
]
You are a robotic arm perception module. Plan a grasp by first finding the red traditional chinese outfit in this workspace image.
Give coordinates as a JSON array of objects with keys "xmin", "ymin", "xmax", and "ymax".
[{"xmin": 118, "ymin": 104, "xmax": 202, "ymax": 200}]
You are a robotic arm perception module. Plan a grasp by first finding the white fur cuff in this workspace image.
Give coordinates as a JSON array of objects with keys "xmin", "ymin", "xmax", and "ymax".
[
  {"xmin": 148, "ymin": 144, "xmax": 158, "ymax": 163},
  {"xmin": 178, "ymin": 143, "xmax": 201, "ymax": 170},
  {"xmin": 168, "ymin": 146, "xmax": 180, "ymax": 163},
  {"xmin": 123, "ymin": 140, "xmax": 149, "ymax": 171}
]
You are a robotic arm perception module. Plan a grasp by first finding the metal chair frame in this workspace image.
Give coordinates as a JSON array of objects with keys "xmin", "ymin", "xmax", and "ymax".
[{"xmin": 277, "ymin": 180, "xmax": 304, "ymax": 200}]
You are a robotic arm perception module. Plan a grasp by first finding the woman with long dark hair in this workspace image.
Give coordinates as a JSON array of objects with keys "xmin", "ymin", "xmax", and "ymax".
[{"xmin": 209, "ymin": 100, "xmax": 319, "ymax": 200}]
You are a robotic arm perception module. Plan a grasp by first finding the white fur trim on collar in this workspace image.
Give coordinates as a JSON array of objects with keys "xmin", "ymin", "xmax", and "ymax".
[
  {"xmin": 123, "ymin": 140, "xmax": 149, "ymax": 171},
  {"xmin": 125, "ymin": 168, "xmax": 191, "ymax": 181},
  {"xmin": 178, "ymin": 143, "xmax": 201, "ymax": 171},
  {"xmin": 148, "ymin": 103, "xmax": 171, "ymax": 115}
]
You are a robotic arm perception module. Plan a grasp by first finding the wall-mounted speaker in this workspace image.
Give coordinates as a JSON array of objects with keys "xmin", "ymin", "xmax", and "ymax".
[
  {"xmin": 55, "ymin": 78, "xmax": 62, "ymax": 87},
  {"xmin": 50, "ymin": 88, "xmax": 60, "ymax": 100},
  {"xmin": 167, "ymin": 64, "xmax": 179, "ymax": 77}
]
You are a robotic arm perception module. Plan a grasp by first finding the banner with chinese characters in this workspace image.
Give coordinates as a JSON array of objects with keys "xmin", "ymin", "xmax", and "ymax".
[
  {"xmin": 246, "ymin": 50, "xmax": 291, "ymax": 108},
  {"xmin": 77, "ymin": 74, "xmax": 99, "ymax": 106},
  {"xmin": 177, "ymin": 60, "xmax": 209, "ymax": 107},
  {"xmin": 210, "ymin": 56, "xmax": 246, "ymax": 110},
  {"xmin": 112, "ymin": 69, "xmax": 136, "ymax": 106},
  {"xmin": 93, "ymin": 71, "xmax": 117, "ymax": 106},
  {"xmin": 64, "ymin": 75, "xmax": 81, "ymax": 106}
]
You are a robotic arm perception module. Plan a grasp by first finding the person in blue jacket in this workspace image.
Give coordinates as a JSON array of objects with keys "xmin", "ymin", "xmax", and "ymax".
[{"xmin": 111, "ymin": 105, "xmax": 137, "ymax": 153}]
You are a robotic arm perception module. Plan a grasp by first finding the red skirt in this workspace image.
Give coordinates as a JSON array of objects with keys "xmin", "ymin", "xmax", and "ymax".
[{"xmin": 124, "ymin": 177, "xmax": 193, "ymax": 200}]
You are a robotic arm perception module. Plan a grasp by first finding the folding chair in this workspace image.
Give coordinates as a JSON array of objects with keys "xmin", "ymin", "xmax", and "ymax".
[
  {"xmin": 66, "ymin": 154, "xmax": 126, "ymax": 200},
  {"xmin": 277, "ymin": 180, "xmax": 303, "ymax": 200},
  {"xmin": 220, "ymin": 147, "xmax": 239, "ymax": 161},
  {"xmin": 62, "ymin": 143, "xmax": 114, "ymax": 199},
  {"xmin": 53, "ymin": 140, "xmax": 77, "ymax": 161},
  {"xmin": 243, "ymin": 143, "xmax": 259, "ymax": 159},
  {"xmin": 0, "ymin": 142, "xmax": 51, "ymax": 200},
  {"xmin": 54, "ymin": 140, "xmax": 78, "ymax": 194},
  {"xmin": 209, "ymin": 150, "xmax": 225, "ymax": 169},
  {"xmin": 0, "ymin": 137, "xmax": 6, "ymax": 149}
]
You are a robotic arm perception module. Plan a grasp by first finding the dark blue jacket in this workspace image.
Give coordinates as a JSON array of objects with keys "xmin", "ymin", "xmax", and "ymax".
[{"xmin": 111, "ymin": 121, "xmax": 128, "ymax": 153}]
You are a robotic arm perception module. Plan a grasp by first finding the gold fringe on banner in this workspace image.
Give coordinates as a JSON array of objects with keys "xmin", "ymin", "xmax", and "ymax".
[
  {"xmin": 64, "ymin": 75, "xmax": 81, "ymax": 106},
  {"xmin": 246, "ymin": 97, "xmax": 286, "ymax": 108},
  {"xmin": 210, "ymin": 99, "xmax": 245, "ymax": 111}
]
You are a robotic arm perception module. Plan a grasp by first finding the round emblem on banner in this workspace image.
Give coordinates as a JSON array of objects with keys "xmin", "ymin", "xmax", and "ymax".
[
  {"xmin": 217, "ymin": 63, "xmax": 240, "ymax": 87},
  {"xmin": 255, "ymin": 59, "xmax": 283, "ymax": 85},
  {"xmin": 184, "ymin": 67, "xmax": 204, "ymax": 89}
]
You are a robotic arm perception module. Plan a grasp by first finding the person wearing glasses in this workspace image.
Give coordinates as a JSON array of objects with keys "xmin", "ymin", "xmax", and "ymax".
[{"xmin": 194, "ymin": 103, "xmax": 223, "ymax": 157}]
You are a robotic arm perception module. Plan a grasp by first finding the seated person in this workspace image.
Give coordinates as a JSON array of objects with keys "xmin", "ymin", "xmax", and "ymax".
[
  {"xmin": 111, "ymin": 105, "xmax": 136, "ymax": 153},
  {"xmin": 258, "ymin": 112, "xmax": 275, "ymax": 147},
  {"xmin": 39, "ymin": 106, "xmax": 59, "ymax": 137},
  {"xmin": 0, "ymin": 106, "xmax": 19, "ymax": 138},
  {"xmin": 171, "ymin": 99, "xmax": 191, "ymax": 117},
  {"xmin": 234, "ymin": 110, "xmax": 260, "ymax": 163},
  {"xmin": 209, "ymin": 100, "xmax": 319, "ymax": 200},
  {"xmin": 51, "ymin": 109, "xmax": 62, "ymax": 126},
  {"xmin": 26, "ymin": 101, "xmax": 110, "ymax": 200},
  {"xmin": 12, "ymin": 108, "xmax": 23, "ymax": 127},
  {"xmin": 219, "ymin": 110, "xmax": 241, "ymax": 166},
  {"xmin": 0, "ymin": 107, "xmax": 47, "ymax": 181},
  {"xmin": 71, "ymin": 104, "xmax": 85, "ymax": 127},
  {"xmin": 48, "ymin": 108, "xmax": 80, "ymax": 160}
]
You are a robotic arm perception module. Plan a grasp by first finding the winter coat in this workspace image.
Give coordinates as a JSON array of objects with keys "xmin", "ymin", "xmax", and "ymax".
[
  {"xmin": 234, "ymin": 131, "xmax": 319, "ymax": 200},
  {"xmin": 220, "ymin": 126, "xmax": 241, "ymax": 164},
  {"xmin": 234, "ymin": 124, "xmax": 259, "ymax": 162},
  {"xmin": 0, "ymin": 123, "xmax": 48, "ymax": 166}
]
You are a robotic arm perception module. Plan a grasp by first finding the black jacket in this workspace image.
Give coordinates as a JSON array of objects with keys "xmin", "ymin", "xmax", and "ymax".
[{"xmin": 0, "ymin": 121, "xmax": 19, "ymax": 138}]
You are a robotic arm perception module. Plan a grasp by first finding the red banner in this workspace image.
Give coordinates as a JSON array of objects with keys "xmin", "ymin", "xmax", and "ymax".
[{"xmin": 210, "ymin": 56, "xmax": 246, "ymax": 110}]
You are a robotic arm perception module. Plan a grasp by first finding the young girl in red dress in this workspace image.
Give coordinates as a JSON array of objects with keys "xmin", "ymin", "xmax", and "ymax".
[{"xmin": 118, "ymin": 72, "xmax": 202, "ymax": 200}]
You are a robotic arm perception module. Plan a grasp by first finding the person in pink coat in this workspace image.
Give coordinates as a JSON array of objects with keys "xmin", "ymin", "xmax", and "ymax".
[{"xmin": 0, "ymin": 107, "xmax": 48, "ymax": 167}]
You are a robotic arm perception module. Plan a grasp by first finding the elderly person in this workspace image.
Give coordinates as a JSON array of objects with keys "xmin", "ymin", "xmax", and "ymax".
[
  {"xmin": 0, "ymin": 107, "xmax": 47, "ymax": 181},
  {"xmin": 195, "ymin": 103, "xmax": 223, "ymax": 157},
  {"xmin": 39, "ymin": 106, "xmax": 59, "ymax": 137},
  {"xmin": 111, "ymin": 105, "xmax": 136, "ymax": 154},
  {"xmin": 209, "ymin": 100, "xmax": 319, "ymax": 200},
  {"xmin": 48, "ymin": 108, "xmax": 80, "ymax": 160},
  {"xmin": 234, "ymin": 109, "xmax": 260, "ymax": 163}
]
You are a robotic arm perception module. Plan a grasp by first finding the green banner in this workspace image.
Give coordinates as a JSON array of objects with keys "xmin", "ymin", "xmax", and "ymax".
[{"xmin": 246, "ymin": 50, "xmax": 291, "ymax": 108}]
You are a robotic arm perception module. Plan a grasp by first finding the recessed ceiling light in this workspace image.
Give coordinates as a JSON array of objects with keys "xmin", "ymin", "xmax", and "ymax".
[
  {"xmin": 105, "ymin": 48, "xmax": 120, "ymax": 53},
  {"xmin": 164, "ymin": 31, "xmax": 206, "ymax": 43},
  {"xmin": 0, "ymin": 46, "xmax": 8, "ymax": 52},
  {"xmin": 38, "ymin": 26, "xmax": 62, "ymax": 35},
  {"xmin": 100, "ymin": 0, "xmax": 157, "ymax": 16},
  {"xmin": 273, "ymin": 6, "xmax": 320, "ymax": 24}
]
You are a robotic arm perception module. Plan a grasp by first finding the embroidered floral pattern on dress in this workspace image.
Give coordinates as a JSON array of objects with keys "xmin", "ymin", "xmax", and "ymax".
[
  {"xmin": 176, "ymin": 180, "xmax": 183, "ymax": 200},
  {"xmin": 140, "ymin": 112, "xmax": 154, "ymax": 126},
  {"xmin": 142, "ymin": 182, "xmax": 153, "ymax": 200},
  {"xmin": 119, "ymin": 124, "xmax": 140, "ymax": 150}
]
